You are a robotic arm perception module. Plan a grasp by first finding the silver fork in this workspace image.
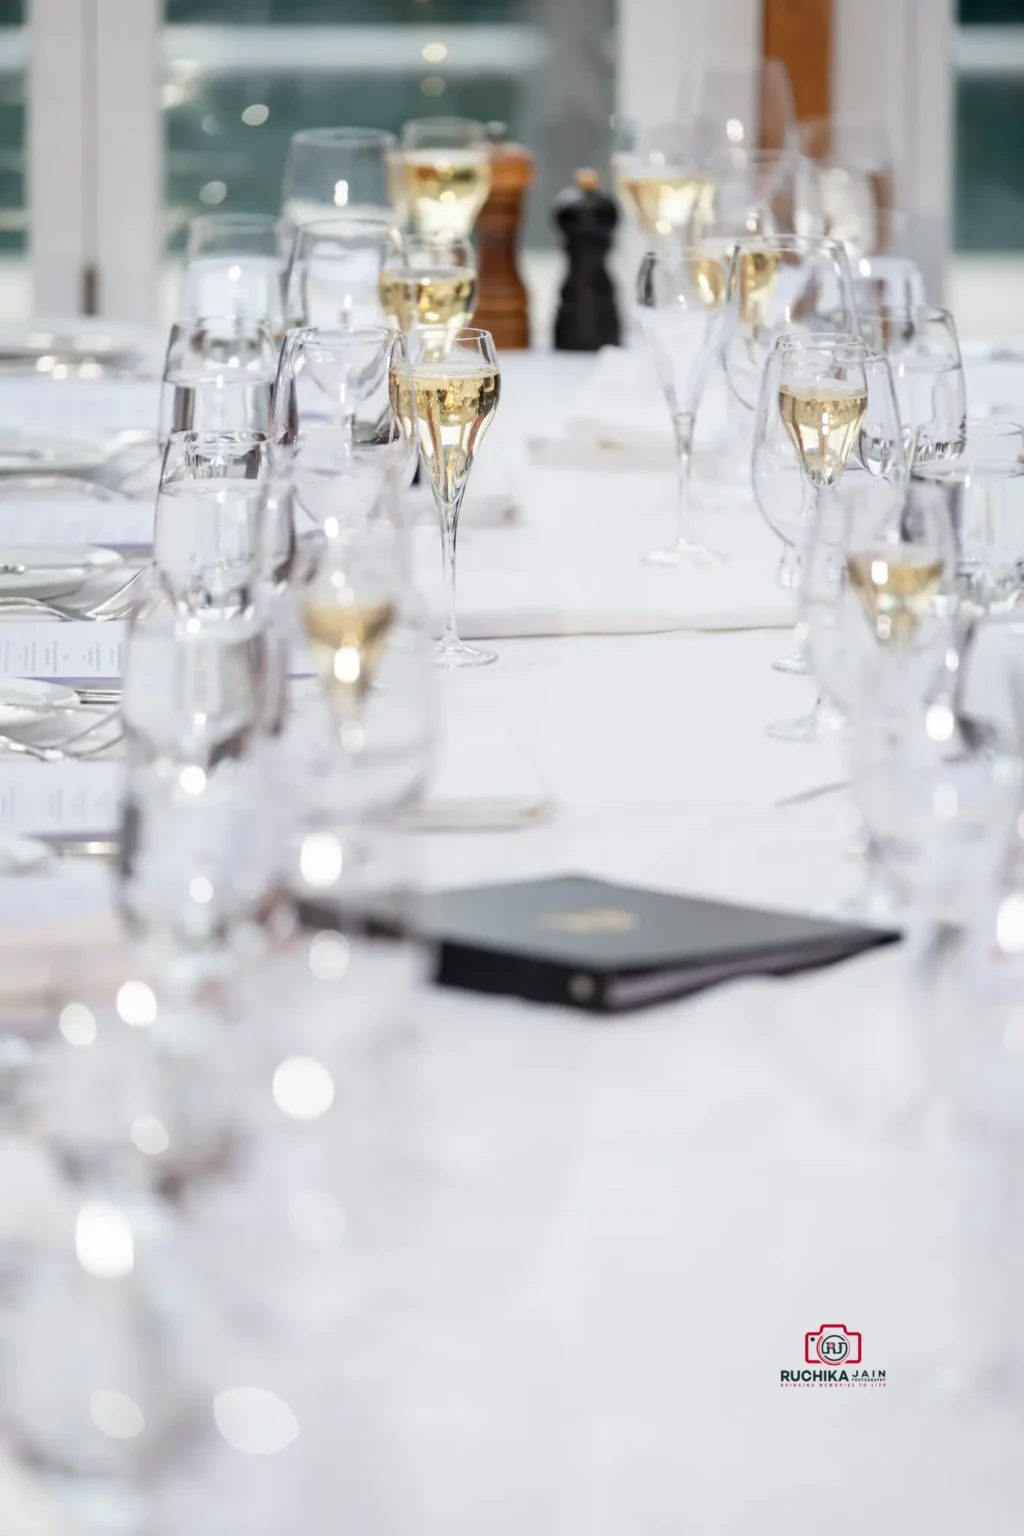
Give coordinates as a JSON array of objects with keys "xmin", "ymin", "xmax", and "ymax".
[
  {"xmin": 0, "ymin": 566, "xmax": 147, "ymax": 623},
  {"xmin": 0, "ymin": 712, "xmax": 123, "ymax": 762}
]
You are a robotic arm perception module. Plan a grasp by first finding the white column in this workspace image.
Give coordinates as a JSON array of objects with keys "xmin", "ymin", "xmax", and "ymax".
[
  {"xmin": 833, "ymin": 0, "xmax": 955, "ymax": 301},
  {"xmin": 617, "ymin": 0, "xmax": 761, "ymax": 121},
  {"xmin": 94, "ymin": 0, "xmax": 162, "ymax": 323},
  {"xmin": 28, "ymin": 0, "xmax": 91, "ymax": 313}
]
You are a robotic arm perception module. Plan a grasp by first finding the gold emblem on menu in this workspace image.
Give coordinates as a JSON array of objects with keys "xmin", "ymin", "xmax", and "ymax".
[{"xmin": 540, "ymin": 907, "xmax": 637, "ymax": 934}]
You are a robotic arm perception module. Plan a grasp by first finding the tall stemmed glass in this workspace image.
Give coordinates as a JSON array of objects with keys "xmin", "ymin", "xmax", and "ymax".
[
  {"xmin": 379, "ymin": 235, "xmax": 477, "ymax": 343},
  {"xmin": 611, "ymin": 119, "xmax": 710, "ymax": 242},
  {"xmin": 281, "ymin": 126, "xmax": 396, "ymax": 233},
  {"xmin": 798, "ymin": 115, "xmax": 895, "ymax": 261},
  {"xmin": 723, "ymin": 233, "xmax": 857, "ymax": 574},
  {"xmin": 389, "ymin": 326, "xmax": 501, "ymax": 667},
  {"xmin": 398, "ymin": 118, "xmax": 492, "ymax": 245},
  {"xmin": 284, "ymin": 214, "xmax": 400, "ymax": 330},
  {"xmin": 774, "ymin": 339, "xmax": 907, "ymax": 741},
  {"xmin": 636, "ymin": 245, "xmax": 728, "ymax": 566},
  {"xmin": 685, "ymin": 56, "xmax": 797, "ymax": 157}
]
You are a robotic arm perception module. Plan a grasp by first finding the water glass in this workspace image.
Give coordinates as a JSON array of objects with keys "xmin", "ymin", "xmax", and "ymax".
[
  {"xmin": 284, "ymin": 214, "xmax": 399, "ymax": 330},
  {"xmin": 154, "ymin": 432, "xmax": 271, "ymax": 616},
  {"xmin": 281, "ymin": 125, "xmax": 396, "ymax": 233},
  {"xmin": 159, "ymin": 317, "xmax": 278, "ymax": 449},
  {"xmin": 797, "ymin": 115, "xmax": 895, "ymax": 260},
  {"xmin": 853, "ymin": 305, "xmax": 966, "ymax": 467}
]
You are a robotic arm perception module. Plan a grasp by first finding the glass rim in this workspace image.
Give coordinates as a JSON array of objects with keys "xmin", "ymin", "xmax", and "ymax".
[
  {"xmin": 728, "ymin": 232, "xmax": 848, "ymax": 256},
  {"xmin": 401, "ymin": 115, "xmax": 488, "ymax": 138},
  {"xmin": 290, "ymin": 126, "xmax": 397, "ymax": 151},
  {"xmin": 293, "ymin": 212, "xmax": 398, "ymax": 236},
  {"xmin": 298, "ymin": 323, "xmax": 393, "ymax": 346},
  {"xmin": 168, "ymin": 314, "xmax": 275, "ymax": 334},
  {"xmin": 189, "ymin": 211, "xmax": 283, "ymax": 232},
  {"xmin": 774, "ymin": 333, "xmax": 887, "ymax": 366},
  {"xmin": 854, "ymin": 302, "xmax": 954, "ymax": 322}
]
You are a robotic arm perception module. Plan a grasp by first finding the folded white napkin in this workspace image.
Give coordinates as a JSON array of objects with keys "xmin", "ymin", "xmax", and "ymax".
[
  {"xmin": 529, "ymin": 345, "xmax": 732, "ymax": 471},
  {"xmin": 410, "ymin": 722, "xmax": 555, "ymax": 832}
]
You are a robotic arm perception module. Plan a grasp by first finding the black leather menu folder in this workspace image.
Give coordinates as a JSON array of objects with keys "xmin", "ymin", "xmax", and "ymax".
[{"xmin": 418, "ymin": 874, "xmax": 899, "ymax": 1014}]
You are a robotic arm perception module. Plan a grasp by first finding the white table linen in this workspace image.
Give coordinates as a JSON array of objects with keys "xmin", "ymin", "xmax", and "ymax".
[{"xmin": 1, "ymin": 349, "xmax": 1023, "ymax": 1532}]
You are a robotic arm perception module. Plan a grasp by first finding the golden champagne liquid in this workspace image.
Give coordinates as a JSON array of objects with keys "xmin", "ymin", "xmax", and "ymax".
[
  {"xmin": 737, "ymin": 249, "xmax": 780, "ymax": 326},
  {"xmin": 778, "ymin": 383, "xmax": 867, "ymax": 486},
  {"xmin": 846, "ymin": 553, "xmax": 944, "ymax": 643},
  {"xmin": 401, "ymin": 363, "xmax": 500, "ymax": 505},
  {"xmin": 387, "ymin": 363, "xmax": 415, "ymax": 447},
  {"xmin": 615, "ymin": 169, "xmax": 713, "ymax": 238},
  {"xmin": 401, "ymin": 151, "xmax": 492, "ymax": 241},
  {"xmin": 379, "ymin": 266, "xmax": 477, "ymax": 332},
  {"xmin": 302, "ymin": 600, "xmax": 395, "ymax": 701}
]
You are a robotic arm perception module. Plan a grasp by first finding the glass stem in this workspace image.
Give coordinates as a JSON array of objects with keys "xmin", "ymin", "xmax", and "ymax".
[
  {"xmin": 776, "ymin": 544, "xmax": 801, "ymax": 591},
  {"xmin": 673, "ymin": 411, "xmax": 696, "ymax": 552},
  {"xmin": 438, "ymin": 489, "xmax": 464, "ymax": 650}
]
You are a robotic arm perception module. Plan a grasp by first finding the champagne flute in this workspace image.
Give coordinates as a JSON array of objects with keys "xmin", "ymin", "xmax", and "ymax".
[
  {"xmin": 722, "ymin": 234, "xmax": 858, "ymax": 415},
  {"xmin": 284, "ymin": 214, "xmax": 400, "ymax": 330},
  {"xmin": 301, "ymin": 527, "xmax": 397, "ymax": 732},
  {"xmin": 379, "ymin": 236, "xmax": 477, "ymax": 342},
  {"xmin": 611, "ymin": 119, "xmax": 711, "ymax": 242},
  {"xmin": 389, "ymin": 327, "xmax": 501, "ymax": 667},
  {"xmin": 282, "ymin": 126, "xmax": 396, "ymax": 233},
  {"xmin": 398, "ymin": 118, "xmax": 492, "ymax": 245},
  {"xmin": 774, "ymin": 339, "xmax": 906, "ymax": 742},
  {"xmin": 636, "ymin": 245, "xmax": 728, "ymax": 566}
]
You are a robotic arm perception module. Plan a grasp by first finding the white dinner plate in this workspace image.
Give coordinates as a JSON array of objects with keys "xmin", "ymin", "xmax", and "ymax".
[
  {"xmin": 0, "ymin": 428, "xmax": 114, "ymax": 476},
  {"xmin": 0, "ymin": 544, "xmax": 123, "ymax": 600},
  {"xmin": 0, "ymin": 834, "xmax": 54, "ymax": 876},
  {"xmin": 0, "ymin": 678, "xmax": 79, "ymax": 741}
]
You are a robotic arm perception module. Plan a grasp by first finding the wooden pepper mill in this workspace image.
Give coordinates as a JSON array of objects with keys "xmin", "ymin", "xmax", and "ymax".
[{"xmin": 473, "ymin": 122, "xmax": 534, "ymax": 350}]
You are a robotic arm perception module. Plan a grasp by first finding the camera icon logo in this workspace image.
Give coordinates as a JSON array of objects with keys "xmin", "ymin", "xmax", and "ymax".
[{"xmin": 805, "ymin": 1324, "xmax": 862, "ymax": 1366}]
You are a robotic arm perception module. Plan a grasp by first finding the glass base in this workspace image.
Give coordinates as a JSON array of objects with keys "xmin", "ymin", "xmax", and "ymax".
[
  {"xmin": 772, "ymin": 645, "xmax": 808, "ymax": 676},
  {"xmin": 434, "ymin": 638, "xmax": 496, "ymax": 668},
  {"xmin": 644, "ymin": 540, "xmax": 726, "ymax": 569},
  {"xmin": 766, "ymin": 699, "xmax": 846, "ymax": 743}
]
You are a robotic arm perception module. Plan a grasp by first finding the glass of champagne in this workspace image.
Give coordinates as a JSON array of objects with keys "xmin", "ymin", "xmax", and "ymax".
[
  {"xmin": 398, "ymin": 117, "xmax": 492, "ymax": 244},
  {"xmin": 281, "ymin": 126, "xmax": 396, "ymax": 233},
  {"xmin": 611, "ymin": 119, "xmax": 711, "ymax": 242},
  {"xmin": 722, "ymin": 234, "xmax": 858, "ymax": 416},
  {"xmin": 379, "ymin": 236, "xmax": 477, "ymax": 343},
  {"xmin": 159, "ymin": 316, "xmax": 278, "ymax": 449},
  {"xmin": 774, "ymin": 338, "xmax": 906, "ymax": 741},
  {"xmin": 389, "ymin": 326, "xmax": 501, "ymax": 667},
  {"xmin": 284, "ymin": 213, "xmax": 401, "ymax": 330},
  {"xmin": 635, "ymin": 245, "xmax": 728, "ymax": 566}
]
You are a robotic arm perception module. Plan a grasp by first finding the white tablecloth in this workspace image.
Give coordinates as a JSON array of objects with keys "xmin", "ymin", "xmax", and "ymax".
[{"xmin": 2, "ymin": 351, "xmax": 1023, "ymax": 1534}]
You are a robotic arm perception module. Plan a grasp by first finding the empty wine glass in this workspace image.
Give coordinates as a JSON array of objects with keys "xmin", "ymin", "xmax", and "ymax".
[
  {"xmin": 181, "ymin": 215, "xmax": 286, "ymax": 338},
  {"xmin": 773, "ymin": 338, "xmax": 906, "ymax": 741},
  {"xmin": 159, "ymin": 316, "xmax": 278, "ymax": 449},
  {"xmin": 281, "ymin": 126, "xmax": 396, "ymax": 233},
  {"xmin": 684, "ymin": 56, "xmax": 797, "ymax": 157},
  {"xmin": 852, "ymin": 305, "xmax": 966, "ymax": 469},
  {"xmin": 693, "ymin": 148, "xmax": 819, "ymax": 246},
  {"xmin": 389, "ymin": 326, "xmax": 501, "ymax": 667},
  {"xmin": 635, "ymin": 245, "xmax": 728, "ymax": 566},
  {"xmin": 798, "ymin": 115, "xmax": 895, "ymax": 261},
  {"xmin": 284, "ymin": 214, "xmax": 400, "ymax": 330},
  {"xmin": 611, "ymin": 119, "xmax": 710, "ymax": 242},
  {"xmin": 398, "ymin": 117, "xmax": 492, "ymax": 244},
  {"xmin": 850, "ymin": 253, "xmax": 927, "ymax": 311},
  {"xmin": 272, "ymin": 325, "xmax": 395, "ymax": 538},
  {"xmin": 379, "ymin": 235, "xmax": 477, "ymax": 342}
]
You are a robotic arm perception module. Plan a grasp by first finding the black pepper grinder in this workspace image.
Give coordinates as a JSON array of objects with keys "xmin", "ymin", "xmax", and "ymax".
[{"xmin": 552, "ymin": 168, "xmax": 621, "ymax": 352}]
